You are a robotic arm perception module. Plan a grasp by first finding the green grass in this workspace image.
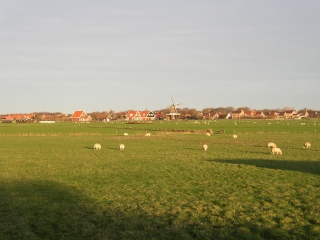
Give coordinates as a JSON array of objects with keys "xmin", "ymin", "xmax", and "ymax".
[{"xmin": 0, "ymin": 120, "xmax": 319, "ymax": 239}]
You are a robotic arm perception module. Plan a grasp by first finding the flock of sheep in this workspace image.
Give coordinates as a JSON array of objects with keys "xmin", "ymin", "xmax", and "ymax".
[
  {"xmin": 203, "ymin": 131, "xmax": 312, "ymax": 155},
  {"xmin": 93, "ymin": 130, "xmax": 312, "ymax": 156},
  {"xmin": 93, "ymin": 132, "xmax": 151, "ymax": 151},
  {"xmin": 267, "ymin": 141, "xmax": 311, "ymax": 155}
]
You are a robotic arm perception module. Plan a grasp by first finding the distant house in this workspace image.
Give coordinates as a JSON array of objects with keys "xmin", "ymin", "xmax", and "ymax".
[
  {"xmin": 297, "ymin": 110, "xmax": 309, "ymax": 118},
  {"xmin": 140, "ymin": 111, "xmax": 156, "ymax": 121},
  {"xmin": 265, "ymin": 111, "xmax": 279, "ymax": 119},
  {"xmin": 55, "ymin": 114, "xmax": 70, "ymax": 122},
  {"xmin": 1, "ymin": 114, "xmax": 35, "ymax": 123},
  {"xmin": 280, "ymin": 110, "xmax": 297, "ymax": 119},
  {"xmin": 308, "ymin": 110, "xmax": 320, "ymax": 118},
  {"xmin": 244, "ymin": 110, "xmax": 256, "ymax": 118},
  {"xmin": 255, "ymin": 111, "xmax": 266, "ymax": 118},
  {"xmin": 231, "ymin": 110, "xmax": 245, "ymax": 119},
  {"xmin": 40, "ymin": 114, "xmax": 55, "ymax": 121},
  {"xmin": 39, "ymin": 114, "xmax": 55, "ymax": 123},
  {"xmin": 126, "ymin": 110, "xmax": 155, "ymax": 121},
  {"xmin": 70, "ymin": 110, "xmax": 92, "ymax": 122},
  {"xmin": 155, "ymin": 112, "xmax": 165, "ymax": 120},
  {"xmin": 126, "ymin": 110, "xmax": 141, "ymax": 121},
  {"xmin": 202, "ymin": 112, "xmax": 219, "ymax": 120},
  {"xmin": 96, "ymin": 113, "xmax": 110, "ymax": 122}
]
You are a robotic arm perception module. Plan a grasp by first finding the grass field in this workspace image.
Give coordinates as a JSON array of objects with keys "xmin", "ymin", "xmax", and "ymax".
[{"xmin": 0, "ymin": 120, "xmax": 319, "ymax": 239}]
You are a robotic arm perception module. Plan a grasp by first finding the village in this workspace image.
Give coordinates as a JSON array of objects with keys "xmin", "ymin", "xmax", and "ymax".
[{"xmin": 1, "ymin": 108, "xmax": 319, "ymax": 124}]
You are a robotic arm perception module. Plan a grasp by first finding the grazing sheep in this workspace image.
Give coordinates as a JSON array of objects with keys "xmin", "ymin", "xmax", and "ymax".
[
  {"xmin": 145, "ymin": 133, "xmax": 151, "ymax": 137},
  {"xmin": 206, "ymin": 129, "xmax": 213, "ymax": 134},
  {"xmin": 268, "ymin": 142, "xmax": 277, "ymax": 149},
  {"xmin": 232, "ymin": 134, "xmax": 237, "ymax": 139},
  {"xmin": 123, "ymin": 133, "xmax": 128, "ymax": 136},
  {"xmin": 271, "ymin": 147, "xmax": 282, "ymax": 155},
  {"xmin": 206, "ymin": 132, "xmax": 211, "ymax": 136},
  {"xmin": 202, "ymin": 144, "xmax": 208, "ymax": 151},
  {"xmin": 93, "ymin": 143, "xmax": 101, "ymax": 150},
  {"xmin": 119, "ymin": 144, "xmax": 125, "ymax": 150},
  {"xmin": 303, "ymin": 142, "xmax": 311, "ymax": 149}
]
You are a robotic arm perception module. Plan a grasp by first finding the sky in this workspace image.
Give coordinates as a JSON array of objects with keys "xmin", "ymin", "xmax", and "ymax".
[{"xmin": 1, "ymin": 0, "xmax": 319, "ymax": 114}]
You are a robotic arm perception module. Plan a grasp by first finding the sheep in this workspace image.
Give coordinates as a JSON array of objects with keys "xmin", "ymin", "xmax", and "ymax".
[
  {"xmin": 206, "ymin": 129, "xmax": 213, "ymax": 134},
  {"xmin": 232, "ymin": 134, "xmax": 237, "ymax": 139},
  {"xmin": 145, "ymin": 133, "xmax": 151, "ymax": 137},
  {"xmin": 303, "ymin": 142, "xmax": 311, "ymax": 149},
  {"xmin": 93, "ymin": 143, "xmax": 101, "ymax": 150},
  {"xmin": 206, "ymin": 132, "xmax": 211, "ymax": 136},
  {"xmin": 202, "ymin": 144, "xmax": 208, "ymax": 151},
  {"xmin": 268, "ymin": 142, "xmax": 277, "ymax": 149},
  {"xmin": 119, "ymin": 144, "xmax": 125, "ymax": 150},
  {"xmin": 123, "ymin": 133, "xmax": 128, "ymax": 136},
  {"xmin": 271, "ymin": 147, "xmax": 282, "ymax": 155}
]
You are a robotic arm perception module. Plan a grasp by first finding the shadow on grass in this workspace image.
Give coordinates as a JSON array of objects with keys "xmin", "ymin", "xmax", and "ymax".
[
  {"xmin": 84, "ymin": 146, "xmax": 94, "ymax": 150},
  {"xmin": 108, "ymin": 147, "xmax": 121, "ymax": 150},
  {"xmin": 0, "ymin": 180, "xmax": 314, "ymax": 240},
  {"xmin": 84, "ymin": 146, "xmax": 119, "ymax": 150},
  {"xmin": 209, "ymin": 159, "xmax": 320, "ymax": 175}
]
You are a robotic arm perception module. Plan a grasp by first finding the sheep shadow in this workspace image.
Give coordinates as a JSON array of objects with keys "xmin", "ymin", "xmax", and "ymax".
[
  {"xmin": 0, "ymin": 180, "xmax": 302, "ymax": 240},
  {"xmin": 84, "ymin": 146, "xmax": 94, "ymax": 150},
  {"xmin": 108, "ymin": 147, "xmax": 120, "ymax": 150},
  {"xmin": 83, "ymin": 146, "xmax": 119, "ymax": 150},
  {"xmin": 209, "ymin": 158, "xmax": 320, "ymax": 175},
  {"xmin": 185, "ymin": 147, "xmax": 204, "ymax": 151}
]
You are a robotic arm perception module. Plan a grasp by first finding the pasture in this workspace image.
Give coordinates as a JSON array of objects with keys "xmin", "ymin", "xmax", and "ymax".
[{"xmin": 0, "ymin": 119, "xmax": 319, "ymax": 239}]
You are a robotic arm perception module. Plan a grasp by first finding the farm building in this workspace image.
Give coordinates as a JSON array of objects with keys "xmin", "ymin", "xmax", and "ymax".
[{"xmin": 70, "ymin": 111, "xmax": 92, "ymax": 122}]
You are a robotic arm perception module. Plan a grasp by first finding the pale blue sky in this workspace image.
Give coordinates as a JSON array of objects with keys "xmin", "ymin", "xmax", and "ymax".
[{"xmin": 1, "ymin": 0, "xmax": 319, "ymax": 114}]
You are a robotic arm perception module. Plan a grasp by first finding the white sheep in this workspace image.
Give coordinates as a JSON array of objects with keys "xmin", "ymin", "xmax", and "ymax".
[
  {"xmin": 93, "ymin": 143, "xmax": 101, "ymax": 150},
  {"xmin": 232, "ymin": 134, "xmax": 237, "ymax": 139},
  {"xmin": 271, "ymin": 147, "xmax": 282, "ymax": 155},
  {"xmin": 206, "ymin": 132, "xmax": 211, "ymax": 136},
  {"xmin": 119, "ymin": 144, "xmax": 125, "ymax": 150},
  {"xmin": 123, "ymin": 133, "xmax": 128, "ymax": 136},
  {"xmin": 145, "ymin": 133, "xmax": 151, "ymax": 137},
  {"xmin": 268, "ymin": 142, "xmax": 277, "ymax": 149},
  {"xmin": 303, "ymin": 142, "xmax": 311, "ymax": 149},
  {"xmin": 202, "ymin": 144, "xmax": 208, "ymax": 151}
]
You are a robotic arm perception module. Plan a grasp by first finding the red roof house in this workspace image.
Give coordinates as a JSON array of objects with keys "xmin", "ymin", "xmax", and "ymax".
[
  {"xmin": 126, "ymin": 110, "xmax": 141, "ymax": 121},
  {"xmin": 70, "ymin": 111, "xmax": 92, "ymax": 122},
  {"xmin": 126, "ymin": 110, "xmax": 156, "ymax": 121},
  {"xmin": 140, "ymin": 111, "xmax": 156, "ymax": 121}
]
